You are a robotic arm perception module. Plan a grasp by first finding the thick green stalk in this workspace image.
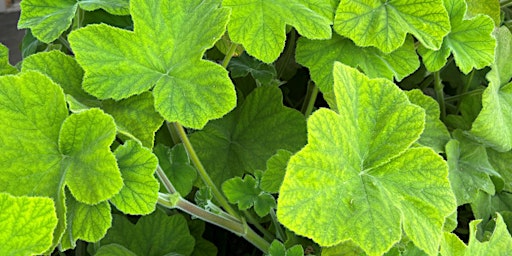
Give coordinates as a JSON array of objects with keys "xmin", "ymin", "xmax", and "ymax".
[
  {"xmin": 434, "ymin": 72, "xmax": 446, "ymax": 120},
  {"xmin": 171, "ymin": 122, "xmax": 240, "ymax": 218},
  {"xmin": 301, "ymin": 81, "xmax": 319, "ymax": 117},
  {"xmin": 156, "ymin": 165, "xmax": 176, "ymax": 194},
  {"xmin": 221, "ymin": 43, "xmax": 240, "ymax": 68}
]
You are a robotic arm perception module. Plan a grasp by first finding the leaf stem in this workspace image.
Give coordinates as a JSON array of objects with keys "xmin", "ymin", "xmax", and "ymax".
[
  {"xmin": 501, "ymin": 0, "xmax": 512, "ymax": 7},
  {"xmin": 156, "ymin": 164, "xmax": 177, "ymax": 194},
  {"xmin": 171, "ymin": 122, "xmax": 240, "ymax": 219},
  {"xmin": 444, "ymin": 89, "xmax": 485, "ymax": 102},
  {"xmin": 243, "ymin": 210, "xmax": 275, "ymax": 240},
  {"xmin": 455, "ymin": 70, "xmax": 475, "ymax": 113},
  {"xmin": 221, "ymin": 43, "xmax": 240, "ymax": 68},
  {"xmin": 301, "ymin": 81, "xmax": 319, "ymax": 117},
  {"xmin": 158, "ymin": 194, "xmax": 270, "ymax": 253},
  {"xmin": 269, "ymin": 209, "xmax": 287, "ymax": 241},
  {"xmin": 434, "ymin": 72, "xmax": 446, "ymax": 120}
]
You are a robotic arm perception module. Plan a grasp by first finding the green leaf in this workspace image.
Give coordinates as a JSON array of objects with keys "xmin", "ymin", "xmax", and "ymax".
[
  {"xmin": 222, "ymin": 175, "xmax": 276, "ymax": 217},
  {"xmin": 0, "ymin": 44, "xmax": 17, "ymax": 75},
  {"xmin": 0, "ymin": 71, "xmax": 122, "ymax": 250},
  {"xmin": 222, "ymin": 0, "xmax": 332, "ymax": 63},
  {"xmin": 190, "ymin": 86, "xmax": 306, "ymax": 187},
  {"xmin": 102, "ymin": 93, "xmax": 164, "ymax": 148},
  {"xmin": 466, "ymin": 0, "xmax": 501, "ymax": 26},
  {"xmin": 334, "ymin": 0, "xmax": 450, "ymax": 53},
  {"xmin": 322, "ymin": 240, "xmax": 365, "ymax": 256},
  {"xmin": 277, "ymin": 62, "xmax": 456, "ymax": 255},
  {"xmin": 78, "ymin": 0, "xmax": 129, "ymax": 15},
  {"xmin": 155, "ymin": 144, "xmax": 197, "ymax": 197},
  {"xmin": 446, "ymin": 131, "xmax": 496, "ymax": 206},
  {"xmin": 0, "ymin": 193, "xmax": 58, "ymax": 255},
  {"xmin": 260, "ymin": 150, "xmax": 293, "ymax": 194},
  {"xmin": 228, "ymin": 53, "xmax": 279, "ymax": 86},
  {"xmin": 188, "ymin": 219, "xmax": 218, "ymax": 256},
  {"xmin": 95, "ymin": 244, "xmax": 138, "ymax": 256},
  {"xmin": 267, "ymin": 240, "xmax": 303, "ymax": 256},
  {"xmin": 418, "ymin": 0, "xmax": 495, "ymax": 74},
  {"xmin": 69, "ymin": 0, "xmax": 235, "ymax": 129},
  {"xmin": 470, "ymin": 27, "xmax": 512, "ymax": 151},
  {"xmin": 441, "ymin": 213, "xmax": 512, "ymax": 255},
  {"xmin": 18, "ymin": 0, "xmax": 78, "ymax": 43},
  {"xmin": 296, "ymin": 34, "xmax": 419, "ymax": 91},
  {"xmin": 61, "ymin": 189, "xmax": 111, "ymax": 250},
  {"xmin": 110, "ymin": 140, "xmax": 159, "ymax": 215},
  {"xmin": 101, "ymin": 211, "xmax": 195, "ymax": 256},
  {"xmin": 405, "ymin": 89, "xmax": 450, "ymax": 153},
  {"xmin": 487, "ymin": 149, "xmax": 512, "ymax": 192}
]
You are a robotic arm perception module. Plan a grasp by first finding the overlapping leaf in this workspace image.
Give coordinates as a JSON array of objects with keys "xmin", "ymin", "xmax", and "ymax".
[
  {"xmin": 110, "ymin": 141, "xmax": 159, "ymax": 215},
  {"xmin": 100, "ymin": 211, "xmax": 195, "ymax": 256},
  {"xmin": 0, "ymin": 44, "xmax": 17, "ymax": 75},
  {"xmin": 470, "ymin": 27, "xmax": 512, "ymax": 151},
  {"xmin": 406, "ymin": 89, "xmax": 450, "ymax": 153},
  {"xmin": 334, "ymin": 0, "xmax": 450, "ymax": 53},
  {"xmin": 296, "ymin": 34, "xmax": 419, "ymax": 91},
  {"xmin": 260, "ymin": 150, "xmax": 293, "ymax": 194},
  {"xmin": 418, "ymin": 0, "xmax": 495, "ymax": 74},
  {"xmin": 268, "ymin": 240, "xmax": 303, "ymax": 256},
  {"xmin": 222, "ymin": 174, "xmax": 276, "ymax": 217},
  {"xmin": 222, "ymin": 0, "xmax": 332, "ymax": 63},
  {"xmin": 18, "ymin": 0, "xmax": 130, "ymax": 43},
  {"xmin": 0, "ymin": 193, "xmax": 58, "ymax": 255},
  {"xmin": 277, "ymin": 62, "xmax": 456, "ymax": 255},
  {"xmin": 0, "ymin": 71, "xmax": 122, "ymax": 250},
  {"xmin": 228, "ymin": 53, "xmax": 280, "ymax": 86},
  {"xmin": 155, "ymin": 144, "xmax": 197, "ymax": 197},
  {"xmin": 190, "ymin": 86, "xmax": 306, "ymax": 187},
  {"xmin": 69, "ymin": 0, "xmax": 235, "ymax": 129},
  {"xmin": 487, "ymin": 149, "xmax": 512, "ymax": 192},
  {"xmin": 466, "ymin": 0, "xmax": 501, "ymax": 26}
]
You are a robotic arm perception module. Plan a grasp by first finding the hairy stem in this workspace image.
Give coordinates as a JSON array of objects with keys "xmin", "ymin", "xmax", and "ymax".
[
  {"xmin": 171, "ymin": 122, "xmax": 240, "ymax": 218},
  {"xmin": 222, "ymin": 42, "xmax": 240, "ymax": 68},
  {"xmin": 434, "ymin": 72, "xmax": 446, "ymax": 120},
  {"xmin": 156, "ymin": 164, "xmax": 176, "ymax": 194}
]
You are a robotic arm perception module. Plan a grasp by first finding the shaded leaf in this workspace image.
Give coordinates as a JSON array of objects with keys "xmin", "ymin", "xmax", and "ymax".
[
  {"xmin": 228, "ymin": 52, "xmax": 279, "ymax": 86},
  {"xmin": 155, "ymin": 144, "xmax": 197, "ymax": 197},
  {"xmin": 260, "ymin": 150, "xmax": 293, "ymax": 194},
  {"xmin": 95, "ymin": 244, "xmax": 138, "ymax": 256},
  {"xmin": 222, "ymin": 175, "xmax": 276, "ymax": 217},
  {"xmin": 78, "ymin": 0, "xmax": 129, "ymax": 15}
]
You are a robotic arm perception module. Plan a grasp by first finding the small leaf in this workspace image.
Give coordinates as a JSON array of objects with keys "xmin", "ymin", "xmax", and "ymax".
[
  {"xmin": 334, "ymin": 0, "xmax": 450, "ymax": 53},
  {"xmin": 222, "ymin": 175, "xmax": 276, "ymax": 217},
  {"xmin": 470, "ymin": 27, "xmax": 512, "ymax": 151},
  {"xmin": 406, "ymin": 89, "xmax": 450, "ymax": 153},
  {"xmin": 446, "ymin": 131, "xmax": 496, "ymax": 206},
  {"xmin": 296, "ymin": 34, "xmax": 419, "ymax": 91},
  {"xmin": 0, "ymin": 193, "xmax": 58, "ymax": 255},
  {"xmin": 222, "ymin": 0, "xmax": 332, "ymax": 63},
  {"xmin": 278, "ymin": 62, "xmax": 456, "ymax": 255},
  {"xmin": 260, "ymin": 150, "xmax": 293, "ymax": 193},
  {"xmin": 418, "ymin": 0, "xmax": 496, "ymax": 74},
  {"xmin": 155, "ymin": 144, "xmax": 197, "ymax": 197},
  {"xmin": 101, "ymin": 211, "xmax": 195, "ymax": 256},
  {"xmin": 228, "ymin": 53, "xmax": 279, "ymax": 86},
  {"xmin": 78, "ymin": 0, "xmax": 129, "ymax": 15},
  {"xmin": 268, "ymin": 240, "xmax": 303, "ymax": 256},
  {"xmin": 190, "ymin": 86, "xmax": 306, "ymax": 187},
  {"xmin": 110, "ymin": 140, "xmax": 159, "ymax": 215},
  {"xmin": 0, "ymin": 44, "xmax": 17, "ymax": 75},
  {"xmin": 69, "ymin": 0, "xmax": 235, "ymax": 129}
]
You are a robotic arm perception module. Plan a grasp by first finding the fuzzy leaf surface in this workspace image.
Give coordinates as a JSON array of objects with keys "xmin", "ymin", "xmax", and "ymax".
[
  {"xmin": 69, "ymin": 0, "xmax": 235, "ymax": 129},
  {"xmin": 155, "ymin": 144, "xmax": 197, "ymax": 197},
  {"xmin": 0, "ymin": 44, "xmax": 17, "ymax": 75},
  {"xmin": 101, "ymin": 211, "xmax": 195, "ymax": 256},
  {"xmin": 110, "ymin": 141, "xmax": 159, "ymax": 215},
  {"xmin": 296, "ymin": 34, "xmax": 419, "ymax": 91},
  {"xmin": 470, "ymin": 27, "xmax": 512, "ymax": 151},
  {"xmin": 190, "ymin": 86, "xmax": 306, "ymax": 187},
  {"xmin": 222, "ymin": 0, "xmax": 332, "ymax": 63},
  {"xmin": 278, "ymin": 62, "xmax": 456, "ymax": 255},
  {"xmin": 260, "ymin": 150, "xmax": 293, "ymax": 193},
  {"xmin": 334, "ymin": 0, "xmax": 450, "ymax": 53},
  {"xmin": 406, "ymin": 89, "xmax": 450, "ymax": 153},
  {"xmin": 0, "ymin": 193, "xmax": 58, "ymax": 255},
  {"xmin": 418, "ymin": 0, "xmax": 495, "ymax": 74}
]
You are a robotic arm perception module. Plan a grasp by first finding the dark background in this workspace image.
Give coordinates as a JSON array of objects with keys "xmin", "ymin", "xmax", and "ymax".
[{"xmin": 1, "ymin": 8, "xmax": 24, "ymax": 65}]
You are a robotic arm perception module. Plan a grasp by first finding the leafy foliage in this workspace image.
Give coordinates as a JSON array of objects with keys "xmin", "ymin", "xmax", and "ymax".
[{"xmin": 222, "ymin": 173, "xmax": 276, "ymax": 217}]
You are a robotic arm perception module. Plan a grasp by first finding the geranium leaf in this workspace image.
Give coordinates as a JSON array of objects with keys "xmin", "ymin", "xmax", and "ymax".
[
  {"xmin": 222, "ymin": 175, "xmax": 276, "ymax": 217},
  {"xmin": 268, "ymin": 240, "xmax": 303, "ymax": 256},
  {"xmin": 405, "ymin": 89, "xmax": 450, "ymax": 153},
  {"xmin": 228, "ymin": 53, "xmax": 279, "ymax": 86},
  {"xmin": 60, "ymin": 189, "xmax": 111, "ymax": 250},
  {"xmin": 155, "ymin": 144, "xmax": 197, "ymax": 197},
  {"xmin": 277, "ymin": 62, "xmax": 456, "ymax": 255},
  {"xmin": 222, "ymin": 0, "xmax": 332, "ymax": 63},
  {"xmin": 69, "ymin": 0, "xmax": 235, "ymax": 129},
  {"xmin": 446, "ymin": 131, "xmax": 496, "ymax": 206},
  {"xmin": 487, "ymin": 149, "xmax": 512, "ymax": 192},
  {"xmin": 296, "ymin": 34, "xmax": 419, "ymax": 91},
  {"xmin": 260, "ymin": 150, "xmax": 293, "ymax": 194},
  {"xmin": 470, "ymin": 27, "xmax": 512, "ymax": 151},
  {"xmin": 95, "ymin": 244, "xmax": 138, "ymax": 256},
  {"xmin": 466, "ymin": 0, "xmax": 501, "ymax": 26},
  {"xmin": 100, "ymin": 211, "xmax": 195, "ymax": 256},
  {"xmin": 78, "ymin": 0, "xmax": 129, "ymax": 15},
  {"xmin": 0, "ymin": 71, "xmax": 122, "ymax": 250},
  {"xmin": 0, "ymin": 193, "xmax": 58, "ymax": 255},
  {"xmin": 190, "ymin": 86, "xmax": 306, "ymax": 187},
  {"xmin": 110, "ymin": 140, "xmax": 159, "ymax": 215},
  {"xmin": 0, "ymin": 44, "xmax": 17, "ymax": 75},
  {"xmin": 418, "ymin": 0, "xmax": 495, "ymax": 74},
  {"xmin": 334, "ymin": 0, "xmax": 450, "ymax": 53}
]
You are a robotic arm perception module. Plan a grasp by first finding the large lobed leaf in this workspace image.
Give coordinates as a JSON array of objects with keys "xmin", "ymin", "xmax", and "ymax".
[
  {"xmin": 277, "ymin": 62, "xmax": 456, "ymax": 255},
  {"xmin": 334, "ymin": 0, "xmax": 450, "ymax": 53},
  {"xmin": 69, "ymin": 0, "xmax": 235, "ymax": 129}
]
